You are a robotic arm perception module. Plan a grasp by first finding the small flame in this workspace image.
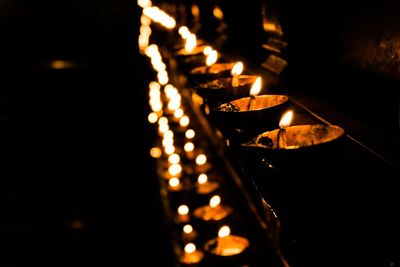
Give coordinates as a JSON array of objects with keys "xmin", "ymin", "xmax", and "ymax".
[
  {"xmin": 218, "ymin": 225, "xmax": 231, "ymax": 238},
  {"xmin": 158, "ymin": 117, "xmax": 168, "ymax": 126},
  {"xmin": 249, "ymin": 77, "xmax": 262, "ymax": 96},
  {"xmin": 168, "ymin": 163, "xmax": 182, "ymax": 176},
  {"xmin": 231, "ymin": 62, "xmax": 244, "ymax": 76},
  {"xmin": 279, "ymin": 110, "xmax": 293, "ymax": 128},
  {"xmin": 185, "ymin": 129, "xmax": 195, "ymax": 139},
  {"xmin": 168, "ymin": 153, "xmax": 180, "ymax": 164},
  {"xmin": 179, "ymin": 115, "xmax": 190, "ymax": 127},
  {"xmin": 169, "ymin": 177, "xmax": 180, "ymax": 187},
  {"xmin": 147, "ymin": 112, "xmax": 158, "ymax": 124},
  {"xmin": 213, "ymin": 6, "xmax": 224, "ymax": 20},
  {"xmin": 164, "ymin": 130, "xmax": 174, "ymax": 139},
  {"xmin": 174, "ymin": 108, "xmax": 184, "ymax": 119},
  {"xmin": 185, "ymin": 34, "xmax": 197, "ymax": 52},
  {"xmin": 209, "ymin": 195, "xmax": 221, "ymax": 208},
  {"xmin": 203, "ymin": 46, "xmax": 212, "ymax": 56},
  {"xmin": 165, "ymin": 145, "xmax": 175, "ymax": 155},
  {"xmin": 178, "ymin": 205, "xmax": 189, "ymax": 215},
  {"xmin": 178, "ymin": 26, "xmax": 190, "ymax": 38},
  {"xmin": 198, "ymin": 174, "xmax": 208, "ymax": 184},
  {"xmin": 183, "ymin": 224, "xmax": 193, "ymax": 234},
  {"xmin": 195, "ymin": 154, "xmax": 207, "ymax": 165},
  {"xmin": 184, "ymin": 142, "xmax": 194, "ymax": 152},
  {"xmin": 184, "ymin": 243, "xmax": 196, "ymax": 254},
  {"xmin": 206, "ymin": 50, "xmax": 218, "ymax": 66}
]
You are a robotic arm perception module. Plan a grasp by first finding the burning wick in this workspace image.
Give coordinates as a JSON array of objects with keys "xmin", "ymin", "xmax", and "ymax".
[
  {"xmin": 277, "ymin": 110, "xmax": 293, "ymax": 149},
  {"xmin": 205, "ymin": 49, "xmax": 218, "ymax": 72},
  {"xmin": 209, "ymin": 195, "xmax": 221, "ymax": 208},
  {"xmin": 231, "ymin": 61, "xmax": 243, "ymax": 87},
  {"xmin": 247, "ymin": 76, "xmax": 262, "ymax": 111}
]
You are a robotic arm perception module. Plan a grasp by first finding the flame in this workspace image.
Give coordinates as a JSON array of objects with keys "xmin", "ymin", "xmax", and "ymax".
[
  {"xmin": 169, "ymin": 177, "xmax": 180, "ymax": 187},
  {"xmin": 164, "ymin": 130, "xmax": 174, "ymax": 139},
  {"xmin": 149, "ymin": 147, "xmax": 162, "ymax": 158},
  {"xmin": 195, "ymin": 154, "xmax": 207, "ymax": 165},
  {"xmin": 147, "ymin": 112, "xmax": 158, "ymax": 124},
  {"xmin": 168, "ymin": 153, "xmax": 180, "ymax": 164},
  {"xmin": 184, "ymin": 243, "xmax": 196, "ymax": 254},
  {"xmin": 213, "ymin": 6, "xmax": 224, "ymax": 20},
  {"xmin": 158, "ymin": 124, "xmax": 169, "ymax": 134},
  {"xmin": 209, "ymin": 195, "xmax": 221, "ymax": 208},
  {"xmin": 162, "ymin": 137, "xmax": 173, "ymax": 148},
  {"xmin": 168, "ymin": 163, "xmax": 182, "ymax": 176},
  {"xmin": 231, "ymin": 62, "xmax": 244, "ymax": 76},
  {"xmin": 178, "ymin": 205, "xmax": 189, "ymax": 215},
  {"xmin": 184, "ymin": 142, "xmax": 194, "ymax": 152},
  {"xmin": 164, "ymin": 145, "xmax": 175, "ymax": 155},
  {"xmin": 206, "ymin": 50, "xmax": 218, "ymax": 66},
  {"xmin": 279, "ymin": 110, "xmax": 293, "ymax": 128},
  {"xmin": 183, "ymin": 224, "xmax": 193, "ymax": 234},
  {"xmin": 158, "ymin": 117, "xmax": 168, "ymax": 126},
  {"xmin": 174, "ymin": 108, "xmax": 184, "ymax": 119},
  {"xmin": 185, "ymin": 34, "xmax": 197, "ymax": 52},
  {"xmin": 137, "ymin": 0, "xmax": 152, "ymax": 8},
  {"xmin": 218, "ymin": 225, "xmax": 231, "ymax": 238},
  {"xmin": 203, "ymin": 46, "xmax": 212, "ymax": 56},
  {"xmin": 249, "ymin": 76, "xmax": 262, "ymax": 96},
  {"xmin": 185, "ymin": 129, "xmax": 195, "ymax": 139},
  {"xmin": 198, "ymin": 174, "xmax": 208, "ymax": 184},
  {"xmin": 140, "ymin": 15, "xmax": 151, "ymax": 26},
  {"xmin": 179, "ymin": 115, "xmax": 190, "ymax": 127},
  {"xmin": 178, "ymin": 26, "xmax": 190, "ymax": 38}
]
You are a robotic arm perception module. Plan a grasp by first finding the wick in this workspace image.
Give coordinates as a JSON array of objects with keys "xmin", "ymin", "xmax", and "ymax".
[
  {"xmin": 276, "ymin": 128, "xmax": 284, "ymax": 149},
  {"xmin": 247, "ymin": 95, "xmax": 255, "ymax": 111}
]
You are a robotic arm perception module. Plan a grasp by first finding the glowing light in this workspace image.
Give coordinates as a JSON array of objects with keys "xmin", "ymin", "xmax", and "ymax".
[
  {"xmin": 203, "ymin": 46, "xmax": 212, "ymax": 55},
  {"xmin": 218, "ymin": 225, "xmax": 231, "ymax": 238},
  {"xmin": 148, "ymin": 112, "xmax": 158, "ymax": 123},
  {"xmin": 206, "ymin": 50, "xmax": 218, "ymax": 66},
  {"xmin": 169, "ymin": 177, "xmax": 180, "ymax": 187},
  {"xmin": 140, "ymin": 15, "xmax": 151, "ymax": 26},
  {"xmin": 165, "ymin": 145, "xmax": 175, "ymax": 155},
  {"xmin": 158, "ymin": 117, "xmax": 168, "ymax": 126},
  {"xmin": 185, "ymin": 129, "xmax": 195, "ymax": 139},
  {"xmin": 231, "ymin": 61, "xmax": 244, "ymax": 76},
  {"xmin": 50, "ymin": 60, "xmax": 74, "ymax": 70},
  {"xmin": 158, "ymin": 124, "xmax": 169, "ymax": 134},
  {"xmin": 179, "ymin": 115, "xmax": 190, "ymax": 127},
  {"xmin": 179, "ymin": 26, "xmax": 190, "ymax": 38},
  {"xmin": 162, "ymin": 138, "xmax": 173, "ymax": 148},
  {"xmin": 195, "ymin": 154, "xmax": 207, "ymax": 165},
  {"xmin": 169, "ymin": 163, "xmax": 182, "ymax": 176},
  {"xmin": 178, "ymin": 205, "xmax": 189, "ymax": 215},
  {"xmin": 137, "ymin": 0, "xmax": 152, "ymax": 8},
  {"xmin": 209, "ymin": 195, "xmax": 221, "ymax": 208},
  {"xmin": 183, "ymin": 224, "xmax": 193, "ymax": 234},
  {"xmin": 213, "ymin": 6, "xmax": 224, "ymax": 20},
  {"xmin": 140, "ymin": 25, "xmax": 152, "ymax": 36},
  {"xmin": 150, "ymin": 147, "xmax": 162, "ymax": 158},
  {"xmin": 157, "ymin": 70, "xmax": 169, "ymax": 85},
  {"xmin": 185, "ymin": 34, "xmax": 197, "ymax": 53},
  {"xmin": 279, "ymin": 110, "xmax": 293, "ymax": 128},
  {"xmin": 168, "ymin": 153, "xmax": 180, "ymax": 164},
  {"xmin": 174, "ymin": 108, "xmax": 184, "ymax": 119},
  {"xmin": 249, "ymin": 76, "xmax": 262, "ymax": 96},
  {"xmin": 184, "ymin": 243, "xmax": 196, "ymax": 254},
  {"xmin": 184, "ymin": 142, "xmax": 194, "ymax": 152},
  {"xmin": 164, "ymin": 130, "xmax": 174, "ymax": 139},
  {"xmin": 198, "ymin": 174, "xmax": 208, "ymax": 184}
]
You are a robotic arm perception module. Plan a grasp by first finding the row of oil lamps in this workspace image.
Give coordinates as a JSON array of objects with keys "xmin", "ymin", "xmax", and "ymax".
[{"xmin": 139, "ymin": 4, "xmax": 253, "ymax": 265}]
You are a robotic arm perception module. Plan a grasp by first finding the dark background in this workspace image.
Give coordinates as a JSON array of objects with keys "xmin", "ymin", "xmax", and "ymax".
[{"xmin": 1, "ymin": 1, "xmax": 173, "ymax": 266}]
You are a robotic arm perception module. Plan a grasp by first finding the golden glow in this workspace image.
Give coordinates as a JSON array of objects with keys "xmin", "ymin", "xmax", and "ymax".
[
  {"xmin": 183, "ymin": 224, "xmax": 193, "ymax": 234},
  {"xmin": 140, "ymin": 15, "xmax": 151, "ymax": 26},
  {"xmin": 203, "ymin": 46, "xmax": 212, "ymax": 56},
  {"xmin": 144, "ymin": 44, "xmax": 158, "ymax": 57},
  {"xmin": 168, "ymin": 153, "xmax": 180, "ymax": 164},
  {"xmin": 50, "ymin": 60, "xmax": 74, "ymax": 70},
  {"xmin": 218, "ymin": 225, "xmax": 231, "ymax": 238},
  {"xmin": 184, "ymin": 142, "xmax": 194, "ymax": 152},
  {"xmin": 162, "ymin": 138, "xmax": 173, "ymax": 148},
  {"xmin": 231, "ymin": 61, "xmax": 244, "ymax": 76},
  {"xmin": 158, "ymin": 117, "xmax": 168, "ymax": 126},
  {"xmin": 185, "ymin": 34, "xmax": 197, "ymax": 53},
  {"xmin": 178, "ymin": 26, "xmax": 190, "ymax": 38},
  {"xmin": 279, "ymin": 110, "xmax": 293, "ymax": 128},
  {"xmin": 209, "ymin": 195, "xmax": 221, "ymax": 208},
  {"xmin": 150, "ymin": 102, "xmax": 162, "ymax": 112},
  {"xmin": 178, "ymin": 205, "xmax": 189, "ymax": 215},
  {"xmin": 140, "ymin": 25, "xmax": 151, "ymax": 36},
  {"xmin": 137, "ymin": 0, "xmax": 152, "ymax": 8},
  {"xmin": 184, "ymin": 243, "xmax": 196, "ymax": 254},
  {"xmin": 174, "ymin": 108, "xmax": 184, "ymax": 119},
  {"xmin": 157, "ymin": 70, "xmax": 169, "ymax": 85},
  {"xmin": 138, "ymin": 35, "xmax": 149, "ymax": 49},
  {"xmin": 195, "ymin": 154, "xmax": 207, "ymax": 165},
  {"xmin": 198, "ymin": 173, "xmax": 208, "ymax": 184},
  {"xmin": 206, "ymin": 50, "xmax": 218, "ymax": 66},
  {"xmin": 249, "ymin": 76, "xmax": 262, "ymax": 96},
  {"xmin": 164, "ymin": 130, "xmax": 174, "ymax": 140},
  {"xmin": 143, "ymin": 6, "xmax": 176, "ymax": 29},
  {"xmin": 213, "ymin": 6, "xmax": 224, "ymax": 20},
  {"xmin": 185, "ymin": 129, "xmax": 195, "ymax": 139},
  {"xmin": 158, "ymin": 124, "xmax": 169, "ymax": 134},
  {"xmin": 147, "ymin": 112, "xmax": 158, "ymax": 123},
  {"xmin": 169, "ymin": 163, "xmax": 182, "ymax": 176},
  {"xmin": 179, "ymin": 115, "xmax": 190, "ymax": 127},
  {"xmin": 164, "ymin": 84, "xmax": 175, "ymax": 97},
  {"xmin": 191, "ymin": 4, "xmax": 200, "ymax": 17},
  {"xmin": 150, "ymin": 147, "xmax": 162, "ymax": 158},
  {"xmin": 165, "ymin": 145, "xmax": 175, "ymax": 155},
  {"xmin": 149, "ymin": 81, "xmax": 161, "ymax": 91},
  {"xmin": 169, "ymin": 177, "xmax": 180, "ymax": 187}
]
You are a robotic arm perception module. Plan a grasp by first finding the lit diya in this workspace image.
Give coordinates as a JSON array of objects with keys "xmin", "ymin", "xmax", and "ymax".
[
  {"xmin": 212, "ymin": 77, "xmax": 289, "ymax": 133},
  {"xmin": 241, "ymin": 111, "xmax": 345, "ymax": 162},
  {"xmin": 179, "ymin": 243, "xmax": 204, "ymax": 266},
  {"xmin": 175, "ymin": 34, "xmax": 209, "ymax": 68},
  {"xmin": 204, "ymin": 225, "xmax": 250, "ymax": 264},
  {"xmin": 196, "ymin": 173, "xmax": 219, "ymax": 195},
  {"xmin": 193, "ymin": 195, "xmax": 232, "ymax": 222}
]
